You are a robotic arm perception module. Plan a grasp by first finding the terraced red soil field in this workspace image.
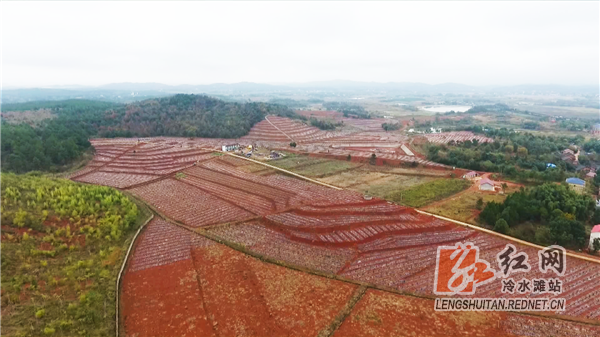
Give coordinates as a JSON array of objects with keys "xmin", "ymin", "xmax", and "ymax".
[
  {"xmin": 296, "ymin": 110, "xmax": 343, "ymax": 119},
  {"xmin": 334, "ymin": 289, "xmax": 600, "ymax": 337},
  {"xmin": 207, "ymin": 198, "xmax": 600, "ymax": 321},
  {"xmin": 72, "ymin": 134, "xmax": 600, "ymax": 336},
  {"xmin": 122, "ymin": 218, "xmax": 360, "ymax": 337},
  {"xmin": 424, "ymin": 131, "xmax": 493, "ymax": 144},
  {"xmin": 65, "ymin": 115, "xmax": 460, "ymax": 170},
  {"xmin": 122, "ymin": 217, "xmax": 600, "ymax": 337}
]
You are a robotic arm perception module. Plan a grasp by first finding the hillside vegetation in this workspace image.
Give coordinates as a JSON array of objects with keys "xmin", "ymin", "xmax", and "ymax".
[
  {"xmin": 480, "ymin": 183, "xmax": 596, "ymax": 249},
  {"xmin": 1, "ymin": 95, "xmax": 299, "ymax": 173},
  {"xmin": 427, "ymin": 129, "xmax": 582, "ymax": 182},
  {"xmin": 389, "ymin": 179, "xmax": 471, "ymax": 208},
  {"xmin": 0, "ymin": 173, "xmax": 150, "ymax": 336}
]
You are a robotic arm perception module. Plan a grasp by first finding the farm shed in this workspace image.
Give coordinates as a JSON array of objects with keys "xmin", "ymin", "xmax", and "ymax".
[
  {"xmin": 478, "ymin": 178, "xmax": 495, "ymax": 191},
  {"xmin": 462, "ymin": 171, "xmax": 479, "ymax": 180},
  {"xmin": 590, "ymin": 225, "xmax": 600, "ymax": 250}
]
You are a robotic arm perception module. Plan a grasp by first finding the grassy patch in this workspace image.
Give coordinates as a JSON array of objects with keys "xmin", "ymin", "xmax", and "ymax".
[
  {"xmin": 295, "ymin": 160, "xmax": 358, "ymax": 178},
  {"xmin": 423, "ymin": 187, "xmax": 518, "ymax": 222},
  {"xmin": 0, "ymin": 173, "xmax": 151, "ymax": 337},
  {"xmin": 319, "ymin": 168, "xmax": 438, "ymax": 197},
  {"xmin": 358, "ymin": 176, "xmax": 438, "ymax": 199},
  {"xmin": 389, "ymin": 179, "xmax": 472, "ymax": 208},
  {"xmin": 267, "ymin": 155, "xmax": 327, "ymax": 171}
]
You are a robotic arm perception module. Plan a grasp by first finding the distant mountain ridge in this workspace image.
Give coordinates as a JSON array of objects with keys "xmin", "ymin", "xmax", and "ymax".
[{"xmin": 3, "ymin": 81, "xmax": 598, "ymax": 104}]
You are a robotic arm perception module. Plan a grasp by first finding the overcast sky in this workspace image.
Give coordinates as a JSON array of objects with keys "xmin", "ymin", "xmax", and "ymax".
[{"xmin": 3, "ymin": 1, "xmax": 599, "ymax": 88}]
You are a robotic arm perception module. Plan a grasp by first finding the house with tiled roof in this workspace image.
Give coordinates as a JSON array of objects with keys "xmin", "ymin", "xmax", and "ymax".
[
  {"xmin": 462, "ymin": 171, "xmax": 479, "ymax": 180},
  {"xmin": 479, "ymin": 178, "xmax": 496, "ymax": 191}
]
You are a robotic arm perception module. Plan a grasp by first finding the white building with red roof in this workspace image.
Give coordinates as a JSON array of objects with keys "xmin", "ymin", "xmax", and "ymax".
[
  {"xmin": 590, "ymin": 225, "xmax": 600, "ymax": 250},
  {"xmin": 479, "ymin": 178, "xmax": 496, "ymax": 191}
]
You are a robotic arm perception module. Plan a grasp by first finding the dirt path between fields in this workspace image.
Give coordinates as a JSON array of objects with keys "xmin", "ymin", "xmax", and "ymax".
[{"xmin": 265, "ymin": 115, "xmax": 294, "ymax": 142}]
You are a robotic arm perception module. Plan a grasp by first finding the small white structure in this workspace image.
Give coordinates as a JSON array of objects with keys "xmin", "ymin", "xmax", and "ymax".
[
  {"xmin": 221, "ymin": 144, "xmax": 240, "ymax": 152},
  {"xmin": 463, "ymin": 171, "xmax": 480, "ymax": 180},
  {"xmin": 590, "ymin": 225, "xmax": 600, "ymax": 250},
  {"xmin": 479, "ymin": 178, "xmax": 495, "ymax": 191}
]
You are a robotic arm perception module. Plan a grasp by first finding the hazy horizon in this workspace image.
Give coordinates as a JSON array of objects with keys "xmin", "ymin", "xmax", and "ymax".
[
  {"xmin": 3, "ymin": 2, "xmax": 599, "ymax": 88},
  {"xmin": 4, "ymin": 80, "xmax": 600, "ymax": 91}
]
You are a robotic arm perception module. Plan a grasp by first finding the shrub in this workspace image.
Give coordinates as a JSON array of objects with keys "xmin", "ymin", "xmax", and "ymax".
[
  {"xmin": 494, "ymin": 219, "xmax": 509, "ymax": 234},
  {"xmin": 476, "ymin": 198, "xmax": 484, "ymax": 210},
  {"xmin": 35, "ymin": 309, "xmax": 46, "ymax": 319},
  {"xmin": 369, "ymin": 153, "xmax": 377, "ymax": 165},
  {"xmin": 289, "ymin": 142, "xmax": 297, "ymax": 148},
  {"xmin": 593, "ymin": 238, "xmax": 600, "ymax": 253},
  {"xmin": 43, "ymin": 327, "xmax": 55, "ymax": 335}
]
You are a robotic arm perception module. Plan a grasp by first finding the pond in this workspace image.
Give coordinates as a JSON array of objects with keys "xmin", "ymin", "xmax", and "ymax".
[{"xmin": 421, "ymin": 105, "xmax": 472, "ymax": 113}]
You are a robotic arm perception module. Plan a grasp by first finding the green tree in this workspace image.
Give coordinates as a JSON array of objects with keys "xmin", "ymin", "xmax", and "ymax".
[
  {"xmin": 593, "ymin": 238, "xmax": 600, "ymax": 253},
  {"xmin": 369, "ymin": 153, "xmax": 377, "ymax": 165},
  {"xmin": 476, "ymin": 198, "xmax": 484, "ymax": 210},
  {"xmin": 494, "ymin": 219, "xmax": 509, "ymax": 234}
]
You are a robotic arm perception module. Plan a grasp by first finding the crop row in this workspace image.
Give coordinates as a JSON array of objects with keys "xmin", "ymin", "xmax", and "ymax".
[
  {"xmin": 265, "ymin": 212, "xmax": 424, "ymax": 230},
  {"xmin": 296, "ymin": 110, "xmax": 343, "ymax": 119},
  {"xmin": 73, "ymin": 172, "xmax": 157, "ymax": 189},
  {"xmin": 424, "ymin": 131, "xmax": 494, "ymax": 144},
  {"xmin": 207, "ymin": 221, "xmax": 356, "ymax": 274},
  {"xmin": 199, "ymin": 160, "xmax": 365, "ymax": 206},
  {"xmin": 500, "ymin": 315, "xmax": 600, "ymax": 337},
  {"xmin": 183, "ymin": 166, "xmax": 296, "ymax": 207},
  {"xmin": 130, "ymin": 178, "xmax": 254, "ymax": 227},
  {"xmin": 279, "ymin": 144, "xmax": 446, "ymax": 167},
  {"xmin": 127, "ymin": 218, "xmax": 192, "ymax": 272},
  {"xmin": 180, "ymin": 175, "xmax": 277, "ymax": 214}
]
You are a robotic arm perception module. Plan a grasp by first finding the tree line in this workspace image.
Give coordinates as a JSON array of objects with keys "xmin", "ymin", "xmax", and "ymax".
[
  {"xmin": 1, "ymin": 95, "xmax": 301, "ymax": 173},
  {"xmin": 426, "ymin": 129, "xmax": 585, "ymax": 182},
  {"xmin": 480, "ymin": 183, "xmax": 596, "ymax": 249}
]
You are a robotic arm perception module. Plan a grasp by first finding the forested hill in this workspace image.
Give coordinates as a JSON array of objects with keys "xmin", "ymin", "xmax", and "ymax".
[
  {"xmin": 101, "ymin": 94, "xmax": 299, "ymax": 138},
  {"xmin": 1, "ymin": 94, "xmax": 301, "ymax": 173}
]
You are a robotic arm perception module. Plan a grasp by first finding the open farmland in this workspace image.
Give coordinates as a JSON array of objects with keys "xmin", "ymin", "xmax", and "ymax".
[
  {"xmin": 68, "ymin": 134, "xmax": 600, "ymax": 336},
  {"xmin": 64, "ymin": 115, "xmax": 468, "ymax": 171},
  {"xmin": 122, "ymin": 217, "xmax": 360, "ymax": 337},
  {"xmin": 296, "ymin": 110, "xmax": 344, "ymax": 119},
  {"xmin": 334, "ymin": 289, "xmax": 600, "ymax": 337},
  {"xmin": 424, "ymin": 131, "xmax": 494, "ymax": 144}
]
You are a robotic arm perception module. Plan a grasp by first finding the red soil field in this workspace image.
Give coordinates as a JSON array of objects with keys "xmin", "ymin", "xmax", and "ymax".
[
  {"xmin": 121, "ymin": 219, "xmax": 215, "ymax": 337},
  {"xmin": 208, "ymin": 197, "xmax": 600, "ymax": 321},
  {"xmin": 334, "ymin": 289, "xmax": 600, "ymax": 337},
  {"xmin": 129, "ymin": 178, "xmax": 254, "ymax": 227},
  {"xmin": 296, "ymin": 110, "xmax": 343, "ymax": 119},
  {"xmin": 191, "ymin": 241, "xmax": 357, "ymax": 337},
  {"xmin": 122, "ymin": 218, "xmax": 359, "ymax": 337},
  {"xmin": 73, "ymin": 133, "xmax": 600, "ymax": 334},
  {"xmin": 424, "ymin": 131, "xmax": 493, "ymax": 144}
]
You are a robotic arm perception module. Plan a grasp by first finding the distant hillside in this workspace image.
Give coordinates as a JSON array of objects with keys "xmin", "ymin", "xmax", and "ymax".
[
  {"xmin": 100, "ymin": 94, "xmax": 300, "ymax": 138},
  {"xmin": 1, "ymin": 94, "xmax": 300, "ymax": 173}
]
